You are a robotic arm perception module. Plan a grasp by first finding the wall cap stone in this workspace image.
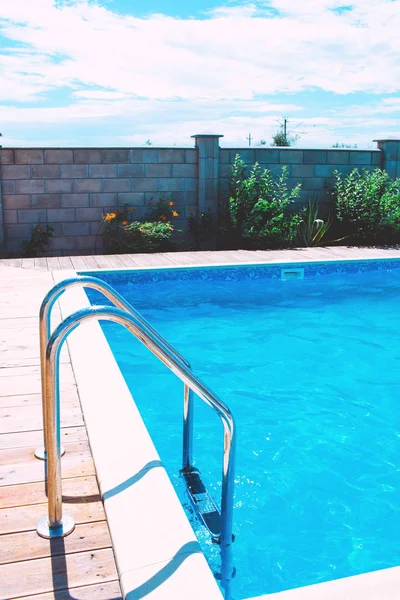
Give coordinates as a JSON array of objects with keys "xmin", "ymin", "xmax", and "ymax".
[{"xmin": 191, "ymin": 134, "xmax": 224, "ymax": 138}]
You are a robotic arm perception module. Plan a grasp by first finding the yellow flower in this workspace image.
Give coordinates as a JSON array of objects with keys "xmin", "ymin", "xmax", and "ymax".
[
  {"xmin": 168, "ymin": 201, "xmax": 174, "ymax": 207},
  {"xmin": 122, "ymin": 220, "xmax": 128, "ymax": 225},
  {"xmin": 160, "ymin": 215, "xmax": 167, "ymax": 221},
  {"xmin": 172, "ymin": 210, "xmax": 179, "ymax": 217},
  {"xmin": 109, "ymin": 212, "xmax": 117, "ymax": 220}
]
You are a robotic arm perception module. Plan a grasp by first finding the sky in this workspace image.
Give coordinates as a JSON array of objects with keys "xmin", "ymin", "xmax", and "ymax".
[{"xmin": 0, "ymin": 0, "xmax": 399, "ymax": 148}]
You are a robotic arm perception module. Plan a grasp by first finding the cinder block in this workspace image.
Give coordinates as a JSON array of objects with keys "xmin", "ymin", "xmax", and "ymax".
[
  {"xmin": 327, "ymin": 151, "xmax": 350, "ymax": 165},
  {"xmin": 76, "ymin": 235, "xmax": 97, "ymax": 250},
  {"xmin": 1, "ymin": 180, "xmax": 15, "ymax": 194},
  {"xmin": 60, "ymin": 164, "xmax": 88, "ymax": 178},
  {"xmin": 62, "ymin": 222, "xmax": 91, "ymax": 236},
  {"xmin": 380, "ymin": 141, "xmax": 399, "ymax": 162},
  {"xmin": 103, "ymin": 179, "xmax": 130, "ymax": 192},
  {"xmin": 384, "ymin": 161, "xmax": 397, "ymax": 178},
  {"xmin": 44, "ymin": 149, "xmax": 73, "ymax": 164},
  {"xmin": 219, "ymin": 150, "xmax": 230, "ymax": 164},
  {"xmin": 349, "ymin": 151, "xmax": 372, "ymax": 165},
  {"xmin": 158, "ymin": 178, "xmax": 185, "ymax": 192},
  {"xmin": 184, "ymin": 191, "xmax": 197, "ymax": 205},
  {"xmin": 45, "ymin": 179, "xmax": 74, "ymax": 193},
  {"xmin": 230, "ymin": 150, "xmax": 254, "ymax": 163},
  {"xmin": 61, "ymin": 194, "xmax": 89, "ymax": 208},
  {"xmin": 131, "ymin": 178, "xmax": 158, "ymax": 192},
  {"xmin": 172, "ymin": 164, "xmax": 197, "ymax": 178},
  {"xmin": 2, "ymin": 195, "xmax": 31, "ymax": 209},
  {"xmin": 31, "ymin": 194, "xmax": 61, "ymax": 208},
  {"xmin": 4, "ymin": 210, "xmax": 17, "ymax": 224},
  {"xmin": 2, "ymin": 165, "xmax": 30, "ymax": 179},
  {"xmin": 371, "ymin": 152, "xmax": 383, "ymax": 166},
  {"xmin": 159, "ymin": 149, "xmax": 185, "ymax": 163},
  {"xmin": 76, "ymin": 207, "xmax": 103, "ymax": 222},
  {"xmin": 303, "ymin": 150, "xmax": 327, "ymax": 164},
  {"xmin": 140, "ymin": 149, "xmax": 160, "ymax": 163},
  {"xmin": 50, "ymin": 236, "xmax": 77, "ymax": 251},
  {"xmin": 74, "ymin": 149, "xmax": 102, "ymax": 164},
  {"xmin": 301, "ymin": 177, "xmax": 329, "ymax": 191},
  {"xmin": 117, "ymin": 164, "xmax": 145, "ymax": 177},
  {"xmin": 102, "ymin": 149, "xmax": 130, "ymax": 163},
  {"xmin": 184, "ymin": 178, "xmax": 198, "ymax": 192},
  {"xmin": 4, "ymin": 223, "xmax": 33, "ymax": 238},
  {"xmin": 17, "ymin": 209, "xmax": 47, "ymax": 224},
  {"xmin": 31, "ymin": 165, "xmax": 60, "ymax": 178},
  {"xmin": 315, "ymin": 165, "xmax": 339, "ymax": 178},
  {"xmin": 219, "ymin": 164, "xmax": 233, "ymax": 178},
  {"xmin": 186, "ymin": 150, "xmax": 198, "ymax": 164},
  {"xmin": 15, "ymin": 180, "xmax": 45, "ymax": 194},
  {"xmin": 0, "ymin": 149, "xmax": 14, "ymax": 164},
  {"xmin": 255, "ymin": 149, "xmax": 279, "ymax": 164},
  {"xmin": 14, "ymin": 149, "xmax": 44, "ymax": 164},
  {"xmin": 89, "ymin": 164, "xmax": 117, "ymax": 178},
  {"xmin": 145, "ymin": 164, "xmax": 172, "ymax": 177},
  {"xmin": 291, "ymin": 164, "xmax": 314, "ymax": 178},
  {"xmin": 47, "ymin": 208, "xmax": 76, "ymax": 222},
  {"xmin": 280, "ymin": 150, "xmax": 303, "ymax": 164},
  {"xmin": 118, "ymin": 192, "xmax": 145, "ymax": 206},
  {"xmin": 75, "ymin": 179, "xmax": 103, "ymax": 193},
  {"xmin": 89, "ymin": 193, "xmax": 118, "ymax": 207}
]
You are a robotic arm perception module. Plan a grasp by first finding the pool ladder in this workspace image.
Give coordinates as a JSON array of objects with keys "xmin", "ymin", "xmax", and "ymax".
[{"xmin": 34, "ymin": 276, "xmax": 236, "ymax": 555}]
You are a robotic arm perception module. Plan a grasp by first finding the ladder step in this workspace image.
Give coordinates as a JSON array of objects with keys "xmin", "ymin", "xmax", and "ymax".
[{"xmin": 181, "ymin": 468, "xmax": 221, "ymax": 542}]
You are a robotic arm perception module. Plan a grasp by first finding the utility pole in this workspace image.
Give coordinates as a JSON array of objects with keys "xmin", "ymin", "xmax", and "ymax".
[
  {"xmin": 284, "ymin": 119, "xmax": 287, "ymax": 142},
  {"xmin": 246, "ymin": 133, "xmax": 253, "ymax": 147}
]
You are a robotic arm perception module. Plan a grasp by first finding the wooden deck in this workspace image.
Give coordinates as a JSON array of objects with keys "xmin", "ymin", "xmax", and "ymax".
[
  {"xmin": 1, "ymin": 246, "xmax": 400, "ymax": 600},
  {"xmin": 0, "ymin": 266, "xmax": 121, "ymax": 600}
]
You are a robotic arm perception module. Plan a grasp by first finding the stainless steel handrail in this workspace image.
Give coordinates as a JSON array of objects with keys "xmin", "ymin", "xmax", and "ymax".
[
  {"xmin": 36, "ymin": 305, "xmax": 236, "ymax": 564},
  {"xmin": 35, "ymin": 275, "xmax": 195, "ymax": 468}
]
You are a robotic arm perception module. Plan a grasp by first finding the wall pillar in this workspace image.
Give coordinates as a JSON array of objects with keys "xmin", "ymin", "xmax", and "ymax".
[
  {"xmin": 374, "ymin": 139, "xmax": 400, "ymax": 179},
  {"xmin": 191, "ymin": 134, "xmax": 223, "ymax": 215}
]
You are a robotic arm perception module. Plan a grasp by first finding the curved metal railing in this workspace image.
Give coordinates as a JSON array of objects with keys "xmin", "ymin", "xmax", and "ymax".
[
  {"xmin": 36, "ymin": 304, "xmax": 236, "ymax": 560},
  {"xmin": 35, "ymin": 275, "xmax": 194, "ymax": 468}
]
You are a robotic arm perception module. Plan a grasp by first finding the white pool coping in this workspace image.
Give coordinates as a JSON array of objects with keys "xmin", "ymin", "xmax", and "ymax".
[{"xmin": 53, "ymin": 255, "xmax": 400, "ymax": 600}]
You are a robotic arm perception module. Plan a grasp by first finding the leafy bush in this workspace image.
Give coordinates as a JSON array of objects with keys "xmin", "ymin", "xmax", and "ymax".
[
  {"xmin": 227, "ymin": 155, "xmax": 302, "ymax": 249},
  {"xmin": 101, "ymin": 199, "xmax": 179, "ymax": 253},
  {"xmin": 188, "ymin": 209, "xmax": 216, "ymax": 250},
  {"xmin": 22, "ymin": 222, "xmax": 54, "ymax": 257},
  {"xmin": 333, "ymin": 168, "xmax": 400, "ymax": 244},
  {"xmin": 297, "ymin": 199, "xmax": 331, "ymax": 247}
]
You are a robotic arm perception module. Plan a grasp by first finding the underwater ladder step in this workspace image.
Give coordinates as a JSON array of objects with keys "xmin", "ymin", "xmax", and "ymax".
[{"xmin": 181, "ymin": 467, "xmax": 235, "ymax": 545}]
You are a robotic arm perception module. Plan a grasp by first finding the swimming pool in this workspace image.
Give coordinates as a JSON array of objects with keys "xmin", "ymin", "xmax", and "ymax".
[{"xmin": 84, "ymin": 259, "xmax": 400, "ymax": 599}]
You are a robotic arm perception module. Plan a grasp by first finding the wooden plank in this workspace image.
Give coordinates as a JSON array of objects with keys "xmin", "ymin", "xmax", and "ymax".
[
  {"xmin": 1, "ymin": 403, "xmax": 83, "ymax": 435},
  {"xmin": 12, "ymin": 580, "xmax": 122, "ymax": 600},
  {"xmin": 130, "ymin": 253, "xmax": 174, "ymax": 267},
  {"xmin": 0, "ymin": 521, "xmax": 111, "ymax": 565},
  {"xmin": 0, "ymin": 390, "xmax": 78, "ymax": 409},
  {"xmin": 0, "ymin": 362, "xmax": 74, "ymax": 380},
  {"xmin": 70, "ymin": 256, "xmax": 87, "ymax": 270},
  {"xmin": 0, "ymin": 451, "xmax": 95, "ymax": 487},
  {"xmin": 46, "ymin": 256, "xmax": 61, "ymax": 270},
  {"xmin": 34, "ymin": 257, "xmax": 48, "ymax": 270},
  {"xmin": 7, "ymin": 259, "xmax": 23, "ymax": 268},
  {"xmin": 0, "ymin": 475, "xmax": 99, "ymax": 509},
  {"xmin": 93, "ymin": 255, "xmax": 112, "ymax": 269},
  {"xmin": 116, "ymin": 254, "xmax": 139, "ymax": 267},
  {"xmin": 81, "ymin": 255, "xmax": 99, "ymax": 269},
  {"xmin": 0, "ymin": 547, "xmax": 118, "ymax": 599},
  {"xmin": 22, "ymin": 258, "xmax": 35, "ymax": 269},
  {"xmin": 1, "ymin": 440, "xmax": 90, "ymax": 467},
  {"xmin": 0, "ymin": 500, "xmax": 106, "ymax": 535},
  {"xmin": 0, "ymin": 426, "xmax": 87, "ymax": 452},
  {"xmin": 58, "ymin": 256, "xmax": 73, "ymax": 270},
  {"xmin": 104, "ymin": 255, "xmax": 124, "ymax": 269}
]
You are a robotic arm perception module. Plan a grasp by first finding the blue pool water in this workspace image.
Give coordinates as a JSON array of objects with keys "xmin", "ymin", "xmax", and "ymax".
[{"xmin": 85, "ymin": 260, "xmax": 400, "ymax": 599}]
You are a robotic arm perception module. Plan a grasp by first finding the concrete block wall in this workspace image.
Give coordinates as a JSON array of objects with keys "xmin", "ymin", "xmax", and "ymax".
[
  {"xmin": 219, "ymin": 147, "xmax": 383, "ymax": 215},
  {"xmin": 0, "ymin": 137, "xmax": 398, "ymax": 256},
  {"xmin": 0, "ymin": 147, "xmax": 198, "ymax": 255}
]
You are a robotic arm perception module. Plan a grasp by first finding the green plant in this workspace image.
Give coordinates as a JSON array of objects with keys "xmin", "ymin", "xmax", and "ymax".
[
  {"xmin": 101, "ymin": 199, "xmax": 179, "ymax": 253},
  {"xmin": 22, "ymin": 222, "xmax": 54, "ymax": 257},
  {"xmin": 228, "ymin": 155, "xmax": 302, "ymax": 249},
  {"xmin": 188, "ymin": 209, "xmax": 216, "ymax": 250},
  {"xmin": 333, "ymin": 168, "xmax": 400, "ymax": 244},
  {"xmin": 297, "ymin": 199, "xmax": 331, "ymax": 247},
  {"xmin": 272, "ymin": 131, "xmax": 290, "ymax": 147}
]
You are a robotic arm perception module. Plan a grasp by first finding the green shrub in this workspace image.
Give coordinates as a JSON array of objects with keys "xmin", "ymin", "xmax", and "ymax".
[
  {"xmin": 101, "ymin": 199, "xmax": 178, "ymax": 253},
  {"xmin": 228, "ymin": 155, "xmax": 301, "ymax": 249},
  {"xmin": 187, "ymin": 209, "xmax": 216, "ymax": 250},
  {"xmin": 333, "ymin": 168, "xmax": 400, "ymax": 244},
  {"xmin": 22, "ymin": 222, "xmax": 54, "ymax": 257}
]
